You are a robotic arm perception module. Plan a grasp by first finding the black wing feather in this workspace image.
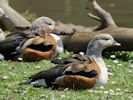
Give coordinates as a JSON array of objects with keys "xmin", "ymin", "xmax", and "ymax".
[
  {"xmin": 22, "ymin": 66, "xmax": 65, "ymax": 87},
  {"xmin": 0, "ymin": 36, "xmax": 27, "ymax": 59},
  {"xmin": 51, "ymin": 57, "xmax": 80, "ymax": 65},
  {"xmin": 65, "ymin": 70, "xmax": 97, "ymax": 78},
  {"xmin": 51, "ymin": 54, "xmax": 91, "ymax": 65}
]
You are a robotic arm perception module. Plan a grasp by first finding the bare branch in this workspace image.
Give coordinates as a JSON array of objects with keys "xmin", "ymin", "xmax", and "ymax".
[
  {"xmin": 0, "ymin": 0, "xmax": 9, "ymax": 5},
  {"xmin": 0, "ymin": 0, "xmax": 31, "ymax": 31},
  {"xmin": 87, "ymin": 0, "xmax": 117, "ymax": 30},
  {"xmin": 88, "ymin": 13, "xmax": 101, "ymax": 22}
]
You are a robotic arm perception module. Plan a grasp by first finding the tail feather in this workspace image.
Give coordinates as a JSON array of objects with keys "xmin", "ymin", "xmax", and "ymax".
[
  {"xmin": 51, "ymin": 58, "xmax": 80, "ymax": 65},
  {"xmin": 19, "ymin": 66, "xmax": 65, "ymax": 87},
  {"xmin": 19, "ymin": 79, "xmax": 32, "ymax": 85},
  {"xmin": 19, "ymin": 79, "xmax": 47, "ymax": 87}
]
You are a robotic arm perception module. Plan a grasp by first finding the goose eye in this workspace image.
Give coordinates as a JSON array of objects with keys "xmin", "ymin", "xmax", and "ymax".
[
  {"xmin": 102, "ymin": 38, "xmax": 109, "ymax": 41},
  {"xmin": 46, "ymin": 22, "xmax": 52, "ymax": 25},
  {"xmin": 48, "ymin": 23, "xmax": 52, "ymax": 25},
  {"xmin": 45, "ymin": 22, "xmax": 52, "ymax": 25},
  {"xmin": 105, "ymin": 38, "xmax": 109, "ymax": 40}
]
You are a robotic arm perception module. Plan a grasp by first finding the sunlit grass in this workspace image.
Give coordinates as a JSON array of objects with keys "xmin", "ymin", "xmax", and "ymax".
[{"xmin": 0, "ymin": 52, "xmax": 133, "ymax": 100}]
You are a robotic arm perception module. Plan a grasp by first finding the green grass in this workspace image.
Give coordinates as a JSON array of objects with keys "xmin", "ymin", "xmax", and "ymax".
[{"xmin": 0, "ymin": 55, "xmax": 133, "ymax": 100}]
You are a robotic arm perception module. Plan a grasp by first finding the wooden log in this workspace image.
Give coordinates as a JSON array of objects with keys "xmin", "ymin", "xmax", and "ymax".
[
  {"xmin": 86, "ymin": 0, "xmax": 117, "ymax": 31},
  {"xmin": 55, "ymin": 0, "xmax": 133, "ymax": 52},
  {"xmin": 61, "ymin": 27, "xmax": 133, "ymax": 52},
  {"xmin": 0, "ymin": 0, "xmax": 133, "ymax": 52},
  {"xmin": 0, "ymin": 0, "xmax": 31, "ymax": 31}
]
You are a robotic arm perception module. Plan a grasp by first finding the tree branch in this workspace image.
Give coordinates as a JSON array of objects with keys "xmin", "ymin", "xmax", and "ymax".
[
  {"xmin": 0, "ymin": 0, "xmax": 31, "ymax": 31},
  {"xmin": 88, "ymin": 13, "xmax": 101, "ymax": 22},
  {"xmin": 87, "ymin": 0, "xmax": 117, "ymax": 31}
]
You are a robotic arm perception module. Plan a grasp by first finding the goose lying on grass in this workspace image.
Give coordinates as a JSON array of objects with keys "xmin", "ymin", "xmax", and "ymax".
[
  {"xmin": 19, "ymin": 34, "xmax": 121, "ymax": 90},
  {"xmin": 0, "ymin": 16, "xmax": 63, "ymax": 61}
]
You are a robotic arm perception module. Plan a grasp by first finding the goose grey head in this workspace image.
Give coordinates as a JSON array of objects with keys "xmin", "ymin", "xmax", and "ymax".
[
  {"xmin": 86, "ymin": 34, "xmax": 121, "ymax": 55},
  {"xmin": 30, "ymin": 16, "xmax": 55, "ymax": 34}
]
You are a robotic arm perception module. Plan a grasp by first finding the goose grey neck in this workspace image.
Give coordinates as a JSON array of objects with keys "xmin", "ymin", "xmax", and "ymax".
[{"xmin": 86, "ymin": 47, "xmax": 103, "ymax": 59}]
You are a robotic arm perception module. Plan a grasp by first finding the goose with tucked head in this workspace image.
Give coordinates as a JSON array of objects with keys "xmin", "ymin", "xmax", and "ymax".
[
  {"xmin": 30, "ymin": 16, "xmax": 55, "ymax": 37},
  {"xmin": 0, "ymin": 16, "xmax": 63, "ymax": 61},
  {"xmin": 16, "ymin": 17, "xmax": 63, "ymax": 61},
  {"xmin": 19, "ymin": 34, "xmax": 121, "ymax": 90}
]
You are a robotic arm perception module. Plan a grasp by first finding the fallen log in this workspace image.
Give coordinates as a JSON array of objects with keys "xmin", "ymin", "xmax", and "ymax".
[
  {"xmin": 0, "ymin": 0, "xmax": 31, "ymax": 31},
  {"xmin": 61, "ymin": 27, "xmax": 133, "ymax": 52},
  {"xmin": 0, "ymin": 0, "xmax": 133, "ymax": 52},
  {"xmin": 55, "ymin": 0, "xmax": 133, "ymax": 52}
]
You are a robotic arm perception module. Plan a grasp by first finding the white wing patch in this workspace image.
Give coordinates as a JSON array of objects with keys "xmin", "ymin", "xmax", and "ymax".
[
  {"xmin": 50, "ymin": 33, "xmax": 64, "ymax": 57},
  {"xmin": 30, "ymin": 79, "xmax": 47, "ymax": 87},
  {"xmin": 0, "ymin": 54, "xmax": 4, "ymax": 60}
]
